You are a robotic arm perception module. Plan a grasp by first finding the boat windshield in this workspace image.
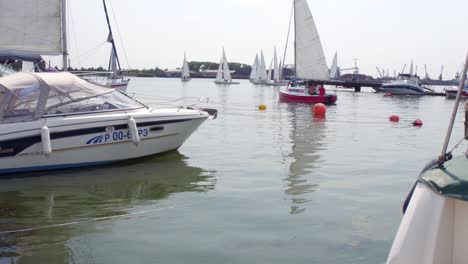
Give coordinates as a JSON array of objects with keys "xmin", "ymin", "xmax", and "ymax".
[{"xmin": 0, "ymin": 72, "xmax": 143, "ymax": 124}]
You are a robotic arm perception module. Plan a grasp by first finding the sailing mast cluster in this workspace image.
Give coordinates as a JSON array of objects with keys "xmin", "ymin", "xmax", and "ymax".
[{"xmin": 249, "ymin": 48, "xmax": 286, "ymax": 86}]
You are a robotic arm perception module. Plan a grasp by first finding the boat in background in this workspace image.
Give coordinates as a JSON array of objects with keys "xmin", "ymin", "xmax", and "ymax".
[
  {"xmin": 0, "ymin": 72, "xmax": 216, "ymax": 174},
  {"xmin": 329, "ymin": 52, "xmax": 338, "ymax": 79},
  {"xmin": 181, "ymin": 52, "xmax": 191, "ymax": 82},
  {"xmin": 79, "ymin": 0, "xmax": 130, "ymax": 92},
  {"xmin": 377, "ymin": 73, "xmax": 427, "ymax": 95},
  {"xmin": 386, "ymin": 52, "xmax": 468, "ymax": 264},
  {"xmin": 265, "ymin": 47, "xmax": 288, "ymax": 86},
  {"xmin": 252, "ymin": 50, "xmax": 268, "ymax": 85},
  {"xmin": 278, "ymin": 0, "xmax": 337, "ymax": 104},
  {"xmin": 445, "ymin": 78, "xmax": 468, "ymax": 99},
  {"xmin": 214, "ymin": 48, "xmax": 239, "ymax": 85},
  {"xmin": 249, "ymin": 54, "xmax": 259, "ymax": 82}
]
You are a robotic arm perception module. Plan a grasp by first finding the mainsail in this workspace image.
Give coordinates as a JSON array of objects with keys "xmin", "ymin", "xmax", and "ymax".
[
  {"xmin": 0, "ymin": 0, "xmax": 63, "ymax": 56},
  {"xmin": 222, "ymin": 48, "xmax": 232, "ymax": 81},
  {"xmin": 181, "ymin": 53, "xmax": 190, "ymax": 79},
  {"xmin": 273, "ymin": 47, "xmax": 280, "ymax": 82},
  {"xmin": 250, "ymin": 54, "xmax": 258, "ymax": 80},
  {"xmin": 215, "ymin": 59, "xmax": 223, "ymax": 82},
  {"xmin": 260, "ymin": 50, "xmax": 267, "ymax": 82},
  {"xmin": 294, "ymin": 0, "xmax": 329, "ymax": 80},
  {"xmin": 329, "ymin": 52, "xmax": 338, "ymax": 79}
]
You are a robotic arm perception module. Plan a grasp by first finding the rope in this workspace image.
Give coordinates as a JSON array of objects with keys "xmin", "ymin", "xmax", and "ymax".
[
  {"xmin": 0, "ymin": 200, "xmax": 203, "ymax": 235},
  {"xmin": 109, "ymin": 1, "xmax": 131, "ymax": 69}
]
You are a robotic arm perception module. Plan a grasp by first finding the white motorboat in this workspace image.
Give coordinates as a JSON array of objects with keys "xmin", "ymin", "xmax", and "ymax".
[
  {"xmin": 378, "ymin": 74, "xmax": 427, "ymax": 95},
  {"xmin": 0, "ymin": 72, "xmax": 216, "ymax": 174},
  {"xmin": 214, "ymin": 48, "xmax": 240, "ymax": 85},
  {"xmin": 445, "ymin": 78, "xmax": 468, "ymax": 99},
  {"xmin": 387, "ymin": 53, "xmax": 468, "ymax": 264}
]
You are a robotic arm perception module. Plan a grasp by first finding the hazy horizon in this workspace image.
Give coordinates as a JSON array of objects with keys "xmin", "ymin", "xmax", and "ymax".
[{"xmin": 47, "ymin": 0, "xmax": 468, "ymax": 79}]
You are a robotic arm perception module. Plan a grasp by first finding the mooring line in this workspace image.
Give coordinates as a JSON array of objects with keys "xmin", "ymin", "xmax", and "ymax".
[{"xmin": 0, "ymin": 201, "xmax": 202, "ymax": 235}]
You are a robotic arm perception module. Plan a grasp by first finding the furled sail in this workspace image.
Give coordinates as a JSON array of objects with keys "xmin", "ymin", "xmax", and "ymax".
[
  {"xmin": 0, "ymin": 0, "xmax": 63, "ymax": 56},
  {"xmin": 294, "ymin": 0, "xmax": 329, "ymax": 80}
]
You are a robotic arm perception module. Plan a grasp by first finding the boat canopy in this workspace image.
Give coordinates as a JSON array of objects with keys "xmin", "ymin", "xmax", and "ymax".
[
  {"xmin": 0, "ymin": 72, "xmax": 142, "ymax": 123},
  {"xmin": 419, "ymin": 155, "xmax": 468, "ymax": 201}
]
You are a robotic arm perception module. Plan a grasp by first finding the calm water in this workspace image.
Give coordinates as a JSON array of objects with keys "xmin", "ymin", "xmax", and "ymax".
[{"xmin": 0, "ymin": 78, "xmax": 466, "ymax": 264}]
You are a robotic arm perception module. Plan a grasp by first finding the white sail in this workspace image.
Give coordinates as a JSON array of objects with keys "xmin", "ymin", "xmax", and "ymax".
[
  {"xmin": 109, "ymin": 48, "xmax": 118, "ymax": 77},
  {"xmin": 181, "ymin": 53, "xmax": 190, "ymax": 80},
  {"xmin": 222, "ymin": 48, "xmax": 232, "ymax": 81},
  {"xmin": 267, "ymin": 59, "xmax": 273, "ymax": 83},
  {"xmin": 254, "ymin": 54, "xmax": 261, "ymax": 83},
  {"xmin": 250, "ymin": 54, "xmax": 258, "ymax": 80},
  {"xmin": 215, "ymin": 59, "xmax": 223, "ymax": 82},
  {"xmin": 260, "ymin": 50, "xmax": 267, "ymax": 82},
  {"xmin": 294, "ymin": 0, "xmax": 329, "ymax": 80},
  {"xmin": 329, "ymin": 52, "xmax": 338, "ymax": 79},
  {"xmin": 0, "ymin": 0, "xmax": 63, "ymax": 56},
  {"xmin": 273, "ymin": 48, "xmax": 280, "ymax": 82},
  {"xmin": 279, "ymin": 59, "xmax": 283, "ymax": 80},
  {"xmin": 21, "ymin": 61, "xmax": 35, "ymax": 72}
]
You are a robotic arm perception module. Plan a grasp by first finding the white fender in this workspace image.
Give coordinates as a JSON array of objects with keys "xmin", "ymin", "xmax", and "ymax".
[
  {"xmin": 41, "ymin": 123, "xmax": 52, "ymax": 155},
  {"xmin": 128, "ymin": 117, "xmax": 140, "ymax": 145}
]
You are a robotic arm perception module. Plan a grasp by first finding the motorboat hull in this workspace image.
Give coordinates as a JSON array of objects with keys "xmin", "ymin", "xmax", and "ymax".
[
  {"xmin": 279, "ymin": 89, "xmax": 337, "ymax": 104},
  {"xmin": 214, "ymin": 80, "xmax": 240, "ymax": 85},
  {"xmin": 0, "ymin": 109, "xmax": 209, "ymax": 174},
  {"xmin": 445, "ymin": 88, "xmax": 468, "ymax": 99},
  {"xmin": 387, "ymin": 183, "xmax": 468, "ymax": 264},
  {"xmin": 379, "ymin": 84, "xmax": 426, "ymax": 95}
]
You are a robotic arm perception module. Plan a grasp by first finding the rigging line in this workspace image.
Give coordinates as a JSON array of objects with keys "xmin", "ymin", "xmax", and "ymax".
[
  {"xmin": 0, "ymin": 201, "xmax": 203, "ymax": 235},
  {"xmin": 108, "ymin": 0, "xmax": 131, "ymax": 69},
  {"xmin": 449, "ymin": 137, "xmax": 466, "ymax": 154},
  {"xmin": 69, "ymin": 42, "xmax": 107, "ymax": 62},
  {"xmin": 68, "ymin": 0, "xmax": 80, "ymax": 67},
  {"xmin": 282, "ymin": 1, "xmax": 294, "ymax": 72}
]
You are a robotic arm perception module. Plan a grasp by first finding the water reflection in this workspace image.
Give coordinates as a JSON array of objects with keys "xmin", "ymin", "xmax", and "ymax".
[
  {"xmin": 0, "ymin": 152, "xmax": 215, "ymax": 263},
  {"xmin": 283, "ymin": 103, "xmax": 327, "ymax": 214}
]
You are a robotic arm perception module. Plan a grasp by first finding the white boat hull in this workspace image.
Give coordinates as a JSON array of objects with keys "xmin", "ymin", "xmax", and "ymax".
[
  {"xmin": 0, "ymin": 109, "xmax": 208, "ymax": 174},
  {"xmin": 387, "ymin": 183, "xmax": 468, "ymax": 264},
  {"xmin": 214, "ymin": 80, "xmax": 240, "ymax": 85},
  {"xmin": 379, "ymin": 85, "xmax": 426, "ymax": 95}
]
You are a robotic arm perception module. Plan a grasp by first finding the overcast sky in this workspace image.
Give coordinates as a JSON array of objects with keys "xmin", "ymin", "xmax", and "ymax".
[{"xmin": 57, "ymin": 0, "xmax": 468, "ymax": 79}]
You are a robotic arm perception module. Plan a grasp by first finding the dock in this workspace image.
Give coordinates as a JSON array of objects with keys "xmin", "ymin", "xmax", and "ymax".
[{"xmin": 306, "ymin": 79, "xmax": 446, "ymax": 96}]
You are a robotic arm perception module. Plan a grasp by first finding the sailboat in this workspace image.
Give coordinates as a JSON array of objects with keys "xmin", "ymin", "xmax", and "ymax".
[
  {"xmin": 181, "ymin": 52, "xmax": 191, "ymax": 82},
  {"xmin": 265, "ymin": 47, "xmax": 289, "ymax": 86},
  {"xmin": 80, "ymin": 0, "xmax": 130, "ymax": 92},
  {"xmin": 249, "ymin": 54, "xmax": 259, "ymax": 82},
  {"xmin": 0, "ymin": 0, "xmax": 217, "ymax": 174},
  {"xmin": 214, "ymin": 48, "xmax": 240, "ymax": 85},
  {"xmin": 386, "ymin": 52, "xmax": 468, "ymax": 264},
  {"xmin": 329, "ymin": 52, "xmax": 338, "ymax": 79},
  {"xmin": 278, "ymin": 0, "xmax": 337, "ymax": 104}
]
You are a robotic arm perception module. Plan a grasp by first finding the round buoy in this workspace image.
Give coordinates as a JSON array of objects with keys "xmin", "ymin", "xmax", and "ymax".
[
  {"xmin": 385, "ymin": 92, "xmax": 392, "ymax": 97},
  {"xmin": 258, "ymin": 104, "xmax": 267, "ymax": 111},
  {"xmin": 389, "ymin": 114, "xmax": 399, "ymax": 122},
  {"xmin": 313, "ymin": 103, "xmax": 326, "ymax": 116},
  {"xmin": 412, "ymin": 119, "xmax": 423, "ymax": 126}
]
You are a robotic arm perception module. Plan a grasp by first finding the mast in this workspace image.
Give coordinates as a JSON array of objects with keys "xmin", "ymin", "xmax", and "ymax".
[
  {"xmin": 102, "ymin": 0, "xmax": 121, "ymax": 71},
  {"xmin": 61, "ymin": 0, "xmax": 68, "ymax": 71},
  {"xmin": 293, "ymin": 0, "xmax": 297, "ymax": 78}
]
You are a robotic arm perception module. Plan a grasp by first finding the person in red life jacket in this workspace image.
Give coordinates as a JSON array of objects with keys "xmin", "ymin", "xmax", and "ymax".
[{"xmin": 318, "ymin": 85, "xmax": 325, "ymax": 96}]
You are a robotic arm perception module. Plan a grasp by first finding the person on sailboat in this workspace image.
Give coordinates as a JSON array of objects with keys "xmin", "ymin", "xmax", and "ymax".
[
  {"xmin": 308, "ymin": 83, "xmax": 317, "ymax": 95},
  {"xmin": 318, "ymin": 85, "xmax": 325, "ymax": 96}
]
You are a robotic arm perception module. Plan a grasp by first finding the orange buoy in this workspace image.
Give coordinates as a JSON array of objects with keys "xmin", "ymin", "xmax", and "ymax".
[
  {"xmin": 313, "ymin": 103, "xmax": 326, "ymax": 116},
  {"xmin": 389, "ymin": 114, "xmax": 399, "ymax": 122},
  {"xmin": 412, "ymin": 119, "xmax": 423, "ymax": 126}
]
